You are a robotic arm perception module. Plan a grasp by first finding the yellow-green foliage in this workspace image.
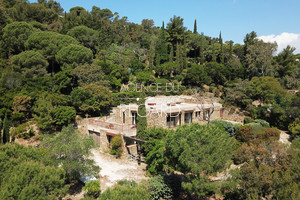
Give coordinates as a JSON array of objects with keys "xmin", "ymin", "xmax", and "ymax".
[
  {"xmin": 83, "ymin": 180, "xmax": 101, "ymax": 198},
  {"xmin": 289, "ymin": 119, "xmax": 300, "ymax": 139},
  {"xmin": 110, "ymin": 135, "xmax": 123, "ymax": 158},
  {"xmin": 100, "ymin": 180, "xmax": 150, "ymax": 200}
]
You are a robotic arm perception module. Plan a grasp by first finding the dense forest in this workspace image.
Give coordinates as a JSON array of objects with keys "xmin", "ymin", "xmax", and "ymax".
[{"xmin": 0, "ymin": 0, "xmax": 299, "ymax": 199}]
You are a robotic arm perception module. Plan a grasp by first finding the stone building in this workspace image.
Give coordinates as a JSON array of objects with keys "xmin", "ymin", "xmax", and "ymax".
[
  {"xmin": 114, "ymin": 96, "xmax": 223, "ymax": 129},
  {"xmin": 86, "ymin": 96, "xmax": 224, "ymax": 155}
]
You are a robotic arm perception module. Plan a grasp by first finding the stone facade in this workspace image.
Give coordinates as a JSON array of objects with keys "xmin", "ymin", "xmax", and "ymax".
[{"xmin": 114, "ymin": 96, "xmax": 223, "ymax": 129}]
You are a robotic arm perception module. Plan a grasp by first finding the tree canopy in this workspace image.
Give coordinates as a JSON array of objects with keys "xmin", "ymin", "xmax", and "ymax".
[{"xmin": 0, "ymin": 144, "xmax": 68, "ymax": 199}]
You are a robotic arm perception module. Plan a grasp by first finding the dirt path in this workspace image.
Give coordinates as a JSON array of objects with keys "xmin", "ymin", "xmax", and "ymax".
[{"xmin": 91, "ymin": 149, "xmax": 148, "ymax": 191}]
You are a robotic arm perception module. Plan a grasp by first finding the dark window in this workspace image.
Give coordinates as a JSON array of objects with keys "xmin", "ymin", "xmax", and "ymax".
[
  {"xmin": 184, "ymin": 112, "xmax": 193, "ymax": 124},
  {"xmin": 167, "ymin": 113, "xmax": 177, "ymax": 128},
  {"xmin": 203, "ymin": 109, "xmax": 209, "ymax": 121},
  {"xmin": 179, "ymin": 113, "xmax": 182, "ymax": 125},
  {"xmin": 132, "ymin": 112, "xmax": 137, "ymax": 124},
  {"xmin": 123, "ymin": 111, "xmax": 126, "ymax": 123}
]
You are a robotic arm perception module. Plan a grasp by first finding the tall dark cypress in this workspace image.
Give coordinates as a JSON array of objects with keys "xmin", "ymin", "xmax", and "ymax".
[
  {"xmin": 193, "ymin": 19, "xmax": 197, "ymax": 34},
  {"xmin": 176, "ymin": 43, "xmax": 184, "ymax": 73},
  {"xmin": 2, "ymin": 113, "xmax": 9, "ymax": 144},
  {"xmin": 155, "ymin": 21, "xmax": 168, "ymax": 65},
  {"xmin": 219, "ymin": 32, "xmax": 224, "ymax": 64}
]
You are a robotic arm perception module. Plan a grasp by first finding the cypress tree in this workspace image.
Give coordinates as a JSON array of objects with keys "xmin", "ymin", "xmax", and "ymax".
[
  {"xmin": 193, "ymin": 19, "xmax": 197, "ymax": 34},
  {"xmin": 176, "ymin": 43, "xmax": 183, "ymax": 73},
  {"xmin": 155, "ymin": 22, "xmax": 168, "ymax": 65},
  {"xmin": 3, "ymin": 113, "xmax": 9, "ymax": 144},
  {"xmin": 137, "ymin": 91, "xmax": 147, "ymax": 139},
  {"xmin": 219, "ymin": 32, "xmax": 224, "ymax": 64},
  {"xmin": 169, "ymin": 45, "xmax": 174, "ymax": 62}
]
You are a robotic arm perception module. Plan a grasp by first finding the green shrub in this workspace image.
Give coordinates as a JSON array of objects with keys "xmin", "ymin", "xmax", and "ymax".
[
  {"xmin": 211, "ymin": 120, "xmax": 239, "ymax": 137},
  {"xmin": 236, "ymin": 125, "xmax": 280, "ymax": 144},
  {"xmin": 244, "ymin": 117, "xmax": 254, "ymax": 124},
  {"xmin": 83, "ymin": 180, "xmax": 101, "ymax": 199},
  {"xmin": 235, "ymin": 125, "xmax": 253, "ymax": 143},
  {"xmin": 249, "ymin": 106, "xmax": 268, "ymax": 120},
  {"xmin": 183, "ymin": 89, "xmax": 193, "ymax": 95},
  {"xmin": 209, "ymin": 86, "xmax": 215, "ymax": 93},
  {"xmin": 149, "ymin": 175, "xmax": 173, "ymax": 200},
  {"xmin": 264, "ymin": 127, "xmax": 280, "ymax": 141},
  {"xmin": 100, "ymin": 180, "xmax": 150, "ymax": 200},
  {"xmin": 289, "ymin": 119, "xmax": 300, "ymax": 139},
  {"xmin": 246, "ymin": 122, "xmax": 267, "ymax": 133},
  {"xmin": 241, "ymin": 99, "xmax": 253, "ymax": 108},
  {"xmin": 254, "ymin": 119, "xmax": 270, "ymax": 127},
  {"xmin": 11, "ymin": 112, "xmax": 25, "ymax": 124},
  {"xmin": 117, "ymin": 180, "xmax": 137, "ymax": 187},
  {"xmin": 110, "ymin": 135, "xmax": 123, "ymax": 158}
]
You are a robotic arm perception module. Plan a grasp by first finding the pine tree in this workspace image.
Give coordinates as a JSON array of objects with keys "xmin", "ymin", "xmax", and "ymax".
[
  {"xmin": 219, "ymin": 32, "xmax": 224, "ymax": 64},
  {"xmin": 137, "ymin": 91, "xmax": 147, "ymax": 139},
  {"xmin": 2, "ymin": 113, "xmax": 9, "ymax": 144},
  {"xmin": 193, "ymin": 19, "xmax": 197, "ymax": 34}
]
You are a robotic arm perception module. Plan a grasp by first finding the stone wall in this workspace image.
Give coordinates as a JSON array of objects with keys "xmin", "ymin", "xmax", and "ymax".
[
  {"xmin": 115, "ymin": 105, "xmax": 224, "ymax": 129},
  {"xmin": 222, "ymin": 107, "xmax": 245, "ymax": 123},
  {"xmin": 147, "ymin": 111, "xmax": 167, "ymax": 128},
  {"xmin": 115, "ymin": 106, "xmax": 137, "ymax": 125}
]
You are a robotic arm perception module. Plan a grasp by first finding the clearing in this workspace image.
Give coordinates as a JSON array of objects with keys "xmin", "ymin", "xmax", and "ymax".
[
  {"xmin": 91, "ymin": 149, "xmax": 148, "ymax": 191},
  {"xmin": 64, "ymin": 150, "xmax": 148, "ymax": 199}
]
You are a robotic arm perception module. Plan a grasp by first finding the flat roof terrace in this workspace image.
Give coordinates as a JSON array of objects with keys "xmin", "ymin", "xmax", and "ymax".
[
  {"xmin": 87, "ymin": 119, "xmax": 137, "ymax": 137},
  {"xmin": 118, "ymin": 102, "xmax": 222, "ymax": 114}
]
